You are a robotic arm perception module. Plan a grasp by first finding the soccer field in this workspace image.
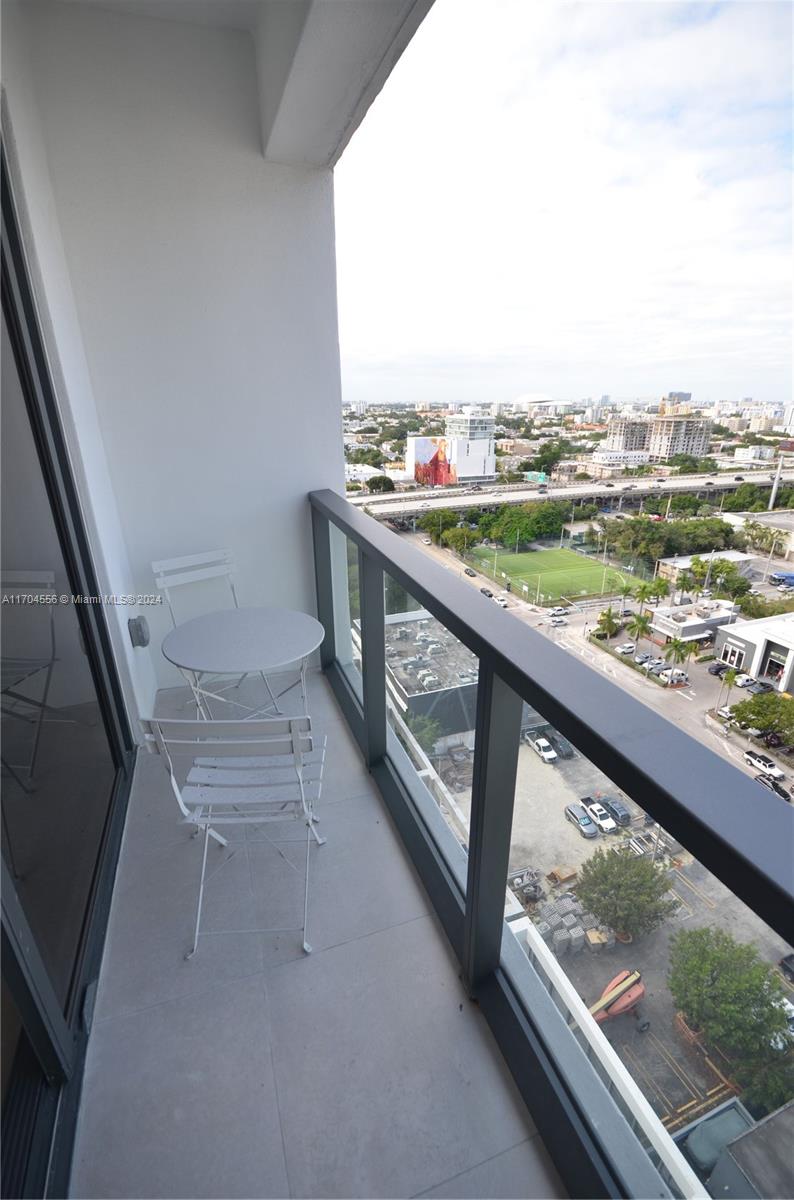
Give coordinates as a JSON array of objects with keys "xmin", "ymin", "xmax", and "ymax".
[{"xmin": 471, "ymin": 546, "xmax": 629, "ymax": 604}]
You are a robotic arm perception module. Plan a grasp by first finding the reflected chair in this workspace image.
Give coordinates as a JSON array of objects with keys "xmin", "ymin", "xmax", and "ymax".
[{"xmin": 141, "ymin": 715, "xmax": 327, "ymax": 957}]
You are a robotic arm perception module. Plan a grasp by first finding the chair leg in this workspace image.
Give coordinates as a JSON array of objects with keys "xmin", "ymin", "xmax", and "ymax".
[
  {"xmin": 186, "ymin": 823, "xmax": 211, "ymax": 960},
  {"xmin": 28, "ymin": 658, "xmax": 55, "ymax": 779},
  {"xmin": 302, "ymin": 818, "xmax": 312, "ymax": 954}
]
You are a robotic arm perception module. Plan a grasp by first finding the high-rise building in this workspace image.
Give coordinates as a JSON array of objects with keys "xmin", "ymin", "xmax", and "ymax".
[
  {"xmin": 405, "ymin": 407, "xmax": 496, "ymax": 485},
  {"xmin": 603, "ymin": 416, "xmax": 650, "ymax": 453},
  {"xmin": 647, "ymin": 416, "xmax": 712, "ymax": 461}
]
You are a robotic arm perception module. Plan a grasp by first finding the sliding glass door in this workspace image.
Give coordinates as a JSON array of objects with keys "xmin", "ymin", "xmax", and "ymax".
[{"xmin": 1, "ymin": 151, "xmax": 134, "ymax": 1198}]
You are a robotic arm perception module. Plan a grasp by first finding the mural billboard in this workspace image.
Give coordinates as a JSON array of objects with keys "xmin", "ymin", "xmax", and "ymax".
[{"xmin": 411, "ymin": 437, "xmax": 458, "ymax": 486}]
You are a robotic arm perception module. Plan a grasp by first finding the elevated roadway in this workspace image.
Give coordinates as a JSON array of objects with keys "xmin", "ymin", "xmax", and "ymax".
[{"xmin": 349, "ymin": 471, "xmax": 794, "ymax": 520}]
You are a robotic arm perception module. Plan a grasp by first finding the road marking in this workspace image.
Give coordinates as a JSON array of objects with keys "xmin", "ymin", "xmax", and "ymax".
[
  {"xmin": 676, "ymin": 691, "xmax": 694, "ymax": 702},
  {"xmin": 674, "ymin": 870, "xmax": 717, "ymax": 910}
]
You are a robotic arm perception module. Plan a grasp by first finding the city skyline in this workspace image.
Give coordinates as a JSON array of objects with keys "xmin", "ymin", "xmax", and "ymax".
[{"xmin": 335, "ymin": 0, "xmax": 792, "ymax": 409}]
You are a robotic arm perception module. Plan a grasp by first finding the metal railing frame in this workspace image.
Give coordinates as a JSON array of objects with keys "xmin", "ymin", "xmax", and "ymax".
[{"xmin": 310, "ymin": 488, "xmax": 793, "ymax": 1200}]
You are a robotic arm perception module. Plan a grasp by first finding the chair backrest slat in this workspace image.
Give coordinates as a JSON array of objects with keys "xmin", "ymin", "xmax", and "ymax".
[
  {"xmin": 151, "ymin": 550, "xmax": 237, "ymax": 628},
  {"xmin": 141, "ymin": 717, "xmax": 314, "ymax": 761},
  {"xmin": 1, "ymin": 570, "xmax": 57, "ymax": 594},
  {"xmin": 151, "ymin": 550, "xmax": 234, "ymax": 576}
]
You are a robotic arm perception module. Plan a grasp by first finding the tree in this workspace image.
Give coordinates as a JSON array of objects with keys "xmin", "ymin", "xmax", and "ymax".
[
  {"xmin": 405, "ymin": 712, "xmax": 442, "ymax": 755},
  {"xmin": 635, "ymin": 582, "xmax": 655, "ymax": 613},
  {"xmin": 651, "ymin": 577, "xmax": 670, "ymax": 605},
  {"xmin": 626, "ymin": 611, "xmax": 652, "ymax": 650},
  {"xmin": 668, "ymin": 928, "xmax": 793, "ymax": 1114},
  {"xmin": 417, "ymin": 508, "xmax": 458, "ymax": 543},
  {"xmin": 596, "ymin": 606, "xmax": 620, "ymax": 640},
  {"xmin": 662, "ymin": 637, "xmax": 690, "ymax": 681},
  {"xmin": 441, "ymin": 526, "xmax": 476, "ymax": 556},
  {"xmin": 367, "ymin": 474, "xmax": 395, "ymax": 493},
  {"xmin": 618, "ymin": 581, "xmax": 635, "ymax": 604},
  {"xmin": 718, "ymin": 666, "xmax": 738, "ymax": 711},
  {"xmin": 731, "ymin": 691, "xmax": 794, "ymax": 743},
  {"xmin": 577, "ymin": 848, "xmax": 677, "ymax": 939}
]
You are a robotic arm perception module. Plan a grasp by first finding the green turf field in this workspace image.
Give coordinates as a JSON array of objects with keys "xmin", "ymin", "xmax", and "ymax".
[{"xmin": 470, "ymin": 545, "xmax": 630, "ymax": 604}]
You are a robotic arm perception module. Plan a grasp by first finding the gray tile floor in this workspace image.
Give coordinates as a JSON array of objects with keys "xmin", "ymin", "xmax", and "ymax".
[{"xmin": 70, "ymin": 670, "xmax": 565, "ymax": 1199}]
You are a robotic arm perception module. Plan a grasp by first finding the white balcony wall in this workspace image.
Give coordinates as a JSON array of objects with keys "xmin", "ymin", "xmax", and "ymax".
[{"xmin": 2, "ymin": 0, "xmax": 345, "ymax": 718}]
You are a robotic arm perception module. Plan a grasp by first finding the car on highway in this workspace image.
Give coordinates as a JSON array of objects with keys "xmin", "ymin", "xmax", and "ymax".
[
  {"xmin": 708, "ymin": 661, "xmax": 729, "ymax": 676},
  {"xmin": 604, "ymin": 482, "xmax": 614, "ymax": 488},
  {"xmin": 549, "ymin": 733, "xmax": 574, "ymax": 759},
  {"xmin": 744, "ymin": 750, "xmax": 785, "ymax": 779},
  {"xmin": 754, "ymin": 774, "xmax": 790, "ymax": 801},
  {"xmin": 549, "ymin": 616, "xmax": 567, "ymax": 626},
  {"xmin": 584, "ymin": 801, "xmax": 617, "ymax": 833},
  {"xmin": 496, "ymin": 596, "xmax": 509, "ymax": 608},
  {"xmin": 480, "ymin": 587, "xmax": 494, "ymax": 598},
  {"xmin": 615, "ymin": 642, "xmax": 635, "ymax": 655},
  {"xmin": 564, "ymin": 803, "xmax": 598, "ymax": 838},
  {"xmin": 530, "ymin": 737, "xmax": 558, "ymax": 764},
  {"xmin": 464, "ymin": 568, "xmax": 477, "ymax": 578},
  {"xmin": 601, "ymin": 796, "xmax": 631, "ymax": 826},
  {"xmin": 705, "ymin": 481, "xmax": 714, "ymax": 487},
  {"xmin": 734, "ymin": 475, "xmax": 744, "ymax": 481}
]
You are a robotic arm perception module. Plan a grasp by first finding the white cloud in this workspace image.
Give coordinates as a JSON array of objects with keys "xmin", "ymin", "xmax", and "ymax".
[{"xmin": 335, "ymin": 0, "xmax": 792, "ymax": 406}]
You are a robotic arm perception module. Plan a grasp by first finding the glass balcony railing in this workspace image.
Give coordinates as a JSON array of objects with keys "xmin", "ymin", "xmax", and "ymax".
[{"xmin": 310, "ymin": 488, "xmax": 794, "ymax": 1200}]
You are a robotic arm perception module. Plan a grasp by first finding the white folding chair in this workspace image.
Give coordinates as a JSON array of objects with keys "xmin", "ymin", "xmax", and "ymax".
[
  {"xmin": 141, "ymin": 715, "xmax": 327, "ymax": 958},
  {"xmin": 152, "ymin": 550, "xmax": 280, "ymax": 715}
]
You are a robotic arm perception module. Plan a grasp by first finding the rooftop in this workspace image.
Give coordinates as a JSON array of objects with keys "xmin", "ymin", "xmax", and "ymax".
[{"xmin": 718, "ymin": 611, "xmax": 794, "ymax": 643}]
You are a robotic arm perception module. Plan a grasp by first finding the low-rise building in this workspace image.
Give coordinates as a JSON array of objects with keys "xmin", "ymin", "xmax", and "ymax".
[
  {"xmin": 650, "ymin": 599, "xmax": 739, "ymax": 645},
  {"xmin": 734, "ymin": 445, "xmax": 775, "ymax": 461},
  {"xmin": 714, "ymin": 612, "xmax": 794, "ymax": 690},
  {"xmin": 656, "ymin": 550, "xmax": 756, "ymax": 585}
]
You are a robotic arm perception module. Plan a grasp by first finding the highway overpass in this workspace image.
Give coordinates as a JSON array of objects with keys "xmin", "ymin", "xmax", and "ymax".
[{"xmin": 349, "ymin": 471, "xmax": 794, "ymax": 520}]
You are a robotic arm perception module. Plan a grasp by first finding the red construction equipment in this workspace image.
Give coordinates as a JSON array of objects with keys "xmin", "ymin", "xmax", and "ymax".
[{"xmin": 589, "ymin": 969, "xmax": 650, "ymax": 1032}]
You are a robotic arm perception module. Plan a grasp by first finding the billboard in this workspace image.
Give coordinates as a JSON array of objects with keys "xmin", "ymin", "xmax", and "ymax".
[{"xmin": 410, "ymin": 437, "xmax": 458, "ymax": 486}]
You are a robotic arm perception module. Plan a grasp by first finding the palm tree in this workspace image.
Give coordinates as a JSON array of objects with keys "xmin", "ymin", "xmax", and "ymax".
[
  {"xmin": 618, "ymin": 581, "xmax": 634, "ymax": 605},
  {"xmin": 635, "ymin": 581, "xmax": 654, "ymax": 614},
  {"xmin": 651, "ymin": 577, "xmax": 670, "ymax": 606},
  {"xmin": 596, "ymin": 606, "xmax": 620, "ymax": 641},
  {"xmin": 718, "ymin": 666, "xmax": 738, "ymax": 712},
  {"xmin": 662, "ymin": 637, "xmax": 689, "ymax": 684},
  {"xmin": 676, "ymin": 570, "xmax": 695, "ymax": 604},
  {"xmin": 626, "ymin": 611, "xmax": 652, "ymax": 652}
]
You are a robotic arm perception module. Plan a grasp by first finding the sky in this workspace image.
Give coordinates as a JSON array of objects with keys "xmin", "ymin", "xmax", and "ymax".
[{"xmin": 334, "ymin": 1, "xmax": 793, "ymax": 409}]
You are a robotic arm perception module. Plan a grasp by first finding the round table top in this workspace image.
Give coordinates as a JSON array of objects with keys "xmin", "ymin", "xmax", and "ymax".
[{"xmin": 161, "ymin": 607, "xmax": 325, "ymax": 676}]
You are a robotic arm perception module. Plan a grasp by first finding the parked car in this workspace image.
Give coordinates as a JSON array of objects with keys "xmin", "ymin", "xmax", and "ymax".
[
  {"xmin": 615, "ymin": 642, "xmax": 635, "ymax": 656},
  {"xmin": 550, "ymin": 616, "xmax": 567, "ymax": 626},
  {"xmin": 634, "ymin": 652, "xmax": 650, "ymax": 665},
  {"xmin": 748, "ymin": 680, "xmax": 774, "ymax": 695},
  {"xmin": 659, "ymin": 668, "xmax": 689, "ymax": 685},
  {"xmin": 422, "ymin": 536, "xmax": 432, "ymax": 545},
  {"xmin": 744, "ymin": 750, "xmax": 785, "ymax": 779},
  {"xmin": 734, "ymin": 674, "xmax": 755, "ymax": 688},
  {"xmin": 717, "ymin": 705, "xmax": 735, "ymax": 720},
  {"xmin": 549, "ymin": 733, "xmax": 574, "ymax": 759},
  {"xmin": 765, "ymin": 731, "xmax": 783, "ymax": 748},
  {"xmin": 754, "ymin": 774, "xmax": 790, "ymax": 801},
  {"xmin": 601, "ymin": 796, "xmax": 631, "ymax": 827},
  {"xmin": 564, "ymin": 803, "xmax": 597, "ymax": 838},
  {"xmin": 708, "ymin": 661, "xmax": 729, "ymax": 676},
  {"xmin": 647, "ymin": 661, "xmax": 667, "ymax": 676},
  {"xmin": 780, "ymin": 953, "xmax": 794, "ymax": 982},
  {"xmin": 464, "ymin": 567, "xmax": 477, "ymax": 578},
  {"xmin": 550, "ymin": 606, "xmax": 570, "ymax": 617},
  {"xmin": 480, "ymin": 588, "xmax": 494, "ymax": 598},
  {"xmin": 531, "ymin": 737, "xmax": 558, "ymax": 764},
  {"xmin": 496, "ymin": 596, "xmax": 509, "ymax": 608},
  {"xmin": 584, "ymin": 801, "xmax": 617, "ymax": 833}
]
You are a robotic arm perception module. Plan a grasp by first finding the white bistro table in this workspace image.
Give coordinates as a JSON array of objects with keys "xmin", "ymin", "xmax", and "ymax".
[{"xmin": 161, "ymin": 607, "xmax": 325, "ymax": 718}]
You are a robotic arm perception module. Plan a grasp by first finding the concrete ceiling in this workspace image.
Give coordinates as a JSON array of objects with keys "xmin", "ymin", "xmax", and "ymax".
[{"xmin": 56, "ymin": 0, "xmax": 435, "ymax": 167}]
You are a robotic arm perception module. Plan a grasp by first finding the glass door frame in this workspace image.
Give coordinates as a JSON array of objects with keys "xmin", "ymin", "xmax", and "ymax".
[{"xmin": 1, "ymin": 145, "xmax": 135, "ymax": 1198}]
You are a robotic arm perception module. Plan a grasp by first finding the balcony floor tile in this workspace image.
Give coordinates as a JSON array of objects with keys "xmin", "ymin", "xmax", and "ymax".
[{"xmin": 71, "ymin": 671, "xmax": 564, "ymax": 1199}]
